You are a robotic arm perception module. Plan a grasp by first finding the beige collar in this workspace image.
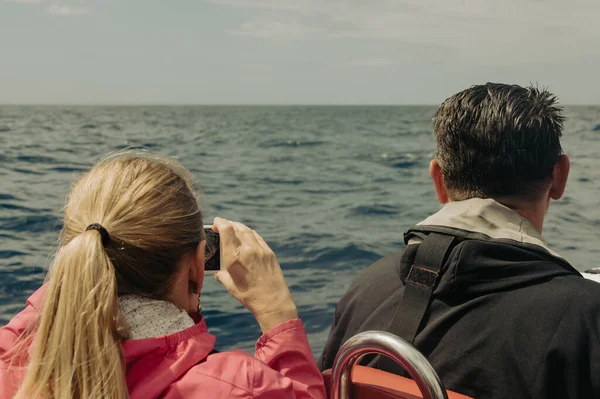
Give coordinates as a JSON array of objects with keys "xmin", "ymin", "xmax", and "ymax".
[{"xmin": 417, "ymin": 198, "xmax": 561, "ymax": 258}]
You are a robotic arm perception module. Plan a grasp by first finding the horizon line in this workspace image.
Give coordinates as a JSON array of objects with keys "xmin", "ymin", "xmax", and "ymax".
[{"xmin": 0, "ymin": 103, "xmax": 598, "ymax": 107}]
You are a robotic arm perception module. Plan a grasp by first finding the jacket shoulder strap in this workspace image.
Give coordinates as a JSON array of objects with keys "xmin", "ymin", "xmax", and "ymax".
[
  {"xmin": 378, "ymin": 232, "xmax": 455, "ymax": 372},
  {"xmin": 393, "ymin": 232, "xmax": 455, "ymax": 343}
]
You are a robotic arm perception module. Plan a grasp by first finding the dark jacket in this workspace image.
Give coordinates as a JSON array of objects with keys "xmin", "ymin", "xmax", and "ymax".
[{"xmin": 318, "ymin": 199, "xmax": 600, "ymax": 399}]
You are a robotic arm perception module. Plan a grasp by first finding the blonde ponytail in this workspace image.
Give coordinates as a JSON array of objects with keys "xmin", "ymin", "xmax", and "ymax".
[
  {"xmin": 12, "ymin": 150, "xmax": 204, "ymax": 398},
  {"xmin": 15, "ymin": 230, "xmax": 128, "ymax": 399}
]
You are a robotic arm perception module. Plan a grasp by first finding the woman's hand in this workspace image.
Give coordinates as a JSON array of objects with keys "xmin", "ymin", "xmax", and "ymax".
[{"xmin": 212, "ymin": 217, "xmax": 298, "ymax": 333}]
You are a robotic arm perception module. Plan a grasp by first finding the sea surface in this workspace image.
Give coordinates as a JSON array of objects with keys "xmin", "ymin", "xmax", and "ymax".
[{"xmin": 1, "ymin": 105, "xmax": 600, "ymax": 356}]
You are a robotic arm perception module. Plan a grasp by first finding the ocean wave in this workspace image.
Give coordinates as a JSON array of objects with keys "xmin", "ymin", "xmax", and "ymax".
[
  {"xmin": 282, "ymin": 244, "xmax": 381, "ymax": 270},
  {"xmin": 12, "ymin": 168, "xmax": 45, "ymax": 175},
  {"xmin": 261, "ymin": 140, "xmax": 327, "ymax": 148},
  {"xmin": 262, "ymin": 177, "xmax": 304, "ymax": 185},
  {"xmin": 375, "ymin": 153, "xmax": 419, "ymax": 169},
  {"xmin": 16, "ymin": 155, "xmax": 56, "ymax": 164},
  {"xmin": 0, "ymin": 203, "xmax": 39, "ymax": 212},
  {"xmin": 0, "ymin": 233, "xmax": 24, "ymax": 240},
  {"xmin": 0, "ymin": 250, "xmax": 28, "ymax": 259},
  {"xmin": 301, "ymin": 188, "xmax": 357, "ymax": 194},
  {"xmin": 310, "ymin": 244, "xmax": 380, "ymax": 265},
  {"xmin": 0, "ymin": 215, "xmax": 61, "ymax": 233},
  {"xmin": 349, "ymin": 204, "xmax": 399, "ymax": 216},
  {"xmin": 47, "ymin": 166, "xmax": 87, "ymax": 173},
  {"xmin": 289, "ymin": 278, "xmax": 329, "ymax": 292},
  {"xmin": 391, "ymin": 160, "xmax": 418, "ymax": 168}
]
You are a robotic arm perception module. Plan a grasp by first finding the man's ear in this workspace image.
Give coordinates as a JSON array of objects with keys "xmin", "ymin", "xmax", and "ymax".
[
  {"xmin": 430, "ymin": 159, "xmax": 449, "ymax": 204},
  {"xmin": 549, "ymin": 154, "xmax": 570, "ymax": 200}
]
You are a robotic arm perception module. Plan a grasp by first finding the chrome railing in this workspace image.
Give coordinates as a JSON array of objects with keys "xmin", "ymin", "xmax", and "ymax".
[{"xmin": 330, "ymin": 331, "xmax": 449, "ymax": 399}]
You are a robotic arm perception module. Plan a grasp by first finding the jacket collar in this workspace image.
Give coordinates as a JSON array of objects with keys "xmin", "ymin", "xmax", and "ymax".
[
  {"xmin": 119, "ymin": 295, "xmax": 195, "ymax": 340},
  {"xmin": 118, "ymin": 295, "xmax": 215, "ymax": 363},
  {"xmin": 413, "ymin": 198, "xmax": 561, "ymax": 259}
]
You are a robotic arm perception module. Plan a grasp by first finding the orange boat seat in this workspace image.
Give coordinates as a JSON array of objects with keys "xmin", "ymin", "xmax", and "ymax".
[{"xmin": 322, "ymin": 365, "xmax": 474, "ymax": 399}]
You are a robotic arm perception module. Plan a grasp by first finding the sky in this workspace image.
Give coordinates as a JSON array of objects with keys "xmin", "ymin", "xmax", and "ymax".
[{"xmin": 1, "ymin": 0, "xmax": 599, "ymax": 105}]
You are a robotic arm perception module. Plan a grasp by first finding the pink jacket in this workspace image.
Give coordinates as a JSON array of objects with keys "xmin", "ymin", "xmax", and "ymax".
[{"xmin": 0, "ymin": 287, "xmax": 327, "ymax": 398}]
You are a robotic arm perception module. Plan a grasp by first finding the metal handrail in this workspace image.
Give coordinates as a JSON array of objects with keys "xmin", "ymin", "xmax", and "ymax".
[{"xmin": 330, "ymin": 331, "xmax": 449, "ymax": 399}]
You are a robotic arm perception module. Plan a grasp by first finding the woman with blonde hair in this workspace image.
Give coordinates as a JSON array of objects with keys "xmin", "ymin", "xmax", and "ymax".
[{"xmin": 0, "ymin": 151, "xmax": 326, "ymax": 399}]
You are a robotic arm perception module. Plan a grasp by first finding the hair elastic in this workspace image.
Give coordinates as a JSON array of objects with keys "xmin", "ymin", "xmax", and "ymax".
[{"xmin": 86, "ymin": 223, "xmax": 110, "ymax": 247}]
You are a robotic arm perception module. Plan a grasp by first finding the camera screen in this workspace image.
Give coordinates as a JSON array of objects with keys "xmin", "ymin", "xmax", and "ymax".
[{"xmin": 204, "ymin": 227, "xmax": 220, "ymax": 272}]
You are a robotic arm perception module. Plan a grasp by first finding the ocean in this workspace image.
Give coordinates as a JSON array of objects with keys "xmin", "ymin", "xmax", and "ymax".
[{"xmin": 1, "ymin": 105, "xmax": 600, "ymax": 356}]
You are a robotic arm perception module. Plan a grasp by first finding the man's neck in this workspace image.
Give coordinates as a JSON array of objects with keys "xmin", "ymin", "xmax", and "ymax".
[{"xmin": 493, "ymin": 197, "xmax": 548, "ymax": 234}]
